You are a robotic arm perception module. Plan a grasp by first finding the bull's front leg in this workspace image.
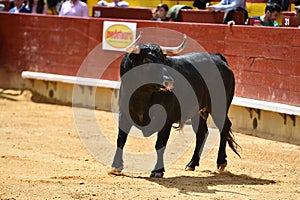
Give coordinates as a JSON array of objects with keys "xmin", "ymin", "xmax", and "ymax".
[
  {"xmin": 109, "ymin": 113, "xmax": 132, "ymax": 175},
  {"xmin": 185, "ymin": 114, "xmax": 208, "ymax": 171},
  {"xmin": 150, "ymin": 123, "xmax": 172, "ymax": 178}
]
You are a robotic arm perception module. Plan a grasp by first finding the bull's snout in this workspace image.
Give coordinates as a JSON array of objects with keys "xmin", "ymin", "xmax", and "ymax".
[{"xmin": 162, "ymin": 80, "xmax": 174, "ymax": 91}]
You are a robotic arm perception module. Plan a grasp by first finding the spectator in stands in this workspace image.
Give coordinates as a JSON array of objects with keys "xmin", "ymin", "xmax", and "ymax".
[
  {"xmin": 295, "ymin": 5, "xmax": 300, "ymax": 26},
  {"xmin": 151, "ymin": 4, "xmax": 170, "ymax": 21},
  {"xmin": 98, "ymin": 0, "xmax": 129, "ymax": 7},
  {"xmin": 207, "ymin": 0, "xmax": 248, "ymax": 24},
  {"xmin": 260, "ymin": 3, "xmax": 282, "ymax": 26},
  {"xmin": 9, "ymin": 0, "xmax": 31, "ymax": 13},
  {"xmin": 246, "ymin": 3, "xmax": 281, "ymax": 26},
  {"xmin": 59, "ymin": 0, "xmax": 89, "ymax": 17}
]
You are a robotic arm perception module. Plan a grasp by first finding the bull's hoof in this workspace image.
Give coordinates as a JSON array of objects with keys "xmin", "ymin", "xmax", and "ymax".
[
  {"xmin": 150, "ymin": 171, "xmax": 164, "ymax": 178},
  {"xmin": 108, "ymin": 167, "xmax": 123, "ymax": 176},
  {"xmin": 185, "ymin": 166, "xmax": 195, "ymax": 171},
  {"xmin": 217, "ymin": 161, "xmax": 227, "ymax": 172},
  {"xmin": 185, "ymin": 160, "xmax": 199, "ymax": 171}
]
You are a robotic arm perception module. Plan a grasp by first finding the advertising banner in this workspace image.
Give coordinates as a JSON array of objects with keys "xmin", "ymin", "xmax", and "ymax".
[{"xmin": 102, "ymin": 21, "xmax": 137, "ymax": 51}]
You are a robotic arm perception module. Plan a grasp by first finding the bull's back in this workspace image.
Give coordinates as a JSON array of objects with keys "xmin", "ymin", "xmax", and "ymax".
[
  {"xmin": 171, "ymin": 52, "xmax": 234, "ymax": 86},
  {"xmin": 169, "ymin": 52, "xmax": 235, "ymax": 107}
]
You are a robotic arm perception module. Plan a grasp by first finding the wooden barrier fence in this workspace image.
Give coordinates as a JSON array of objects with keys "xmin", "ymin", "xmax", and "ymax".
[{"xmin": 0, "ymin": 12, "xmax": 299, "ymax": 107}]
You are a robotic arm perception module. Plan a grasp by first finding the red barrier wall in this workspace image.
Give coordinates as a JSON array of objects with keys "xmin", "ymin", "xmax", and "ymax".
[{"xmin": 0, "ymin": 12, "xmax": 299, "ymax": 106}]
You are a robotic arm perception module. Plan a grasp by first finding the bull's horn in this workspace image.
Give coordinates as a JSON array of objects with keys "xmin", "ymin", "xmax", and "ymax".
[
  {"xmin": 160, "ymin": 34, "xmax": 187, "ymax": 55},
  {"xmin": 126, "ymin": 31, "xmax": 143, "ymax": 54}
]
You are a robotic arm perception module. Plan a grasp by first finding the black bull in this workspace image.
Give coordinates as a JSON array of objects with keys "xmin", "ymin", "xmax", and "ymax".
[{"xmin": 110, "ymin": 37, "xmax": 240, "ymax": 178}]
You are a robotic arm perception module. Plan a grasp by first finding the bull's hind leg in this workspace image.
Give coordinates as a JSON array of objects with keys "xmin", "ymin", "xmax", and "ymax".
[
  {"xmin": 150, "ymin": 123, "xmax": 172, "ymax": 178},
  {"xmin": 110, "ymin": 114, "xmax": 132, "ymax": 175},
  {"xmin": 185, "ymin": 114, "xmax": 208, "ymax": 171},
  {"xmin": 216, "ymin": 116, "xmax": 232, "ymax": 171}
]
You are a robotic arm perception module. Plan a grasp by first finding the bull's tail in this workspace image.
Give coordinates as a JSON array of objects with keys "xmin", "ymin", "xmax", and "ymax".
[{"xmin": 227, "ymin": 129, "xmax": 241, "ymax": 157}]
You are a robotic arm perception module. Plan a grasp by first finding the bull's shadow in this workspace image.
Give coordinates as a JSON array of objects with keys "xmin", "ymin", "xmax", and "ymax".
[{"xmin": 139, "ymin": 171, "xmax": 275, "ymax": 195}]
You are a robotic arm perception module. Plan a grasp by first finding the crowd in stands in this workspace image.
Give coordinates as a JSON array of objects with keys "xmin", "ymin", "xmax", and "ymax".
[
  {"xmin": 0, "ymin": 0, "xmax": 299, "ymax": 27},
  {"xmin": 0, "ymin": 0, "xmax": 130, "ymax": 16},
  {"xmin": 0, "ymin": 0, "xmax": 90, "ymax": 16}
]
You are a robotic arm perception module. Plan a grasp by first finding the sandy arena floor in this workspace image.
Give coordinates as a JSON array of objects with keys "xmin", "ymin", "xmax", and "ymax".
[{"xmin": 0, "ymin": 89, "xmax": 299, "ymax": 200}]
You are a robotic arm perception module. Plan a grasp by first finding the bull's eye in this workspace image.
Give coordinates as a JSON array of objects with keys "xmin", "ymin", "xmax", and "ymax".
[{"xmin": 163, "ymin": 81, "xmax": 168, "ymax": 87}]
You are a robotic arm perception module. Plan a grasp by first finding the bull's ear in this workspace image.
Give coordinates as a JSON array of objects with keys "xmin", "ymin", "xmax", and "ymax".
[{"xmin": 126, "ymin": 32, "xmax": 143, "ymax": 54}]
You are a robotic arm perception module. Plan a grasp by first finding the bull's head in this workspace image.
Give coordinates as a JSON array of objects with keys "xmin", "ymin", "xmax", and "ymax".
[{"xmin": 122, "ymin": 32, "xmax": 187, "ymax": 91}]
